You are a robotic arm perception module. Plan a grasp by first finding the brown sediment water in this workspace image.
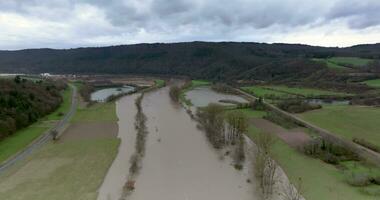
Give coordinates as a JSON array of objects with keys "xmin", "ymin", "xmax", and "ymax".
[
  {"xmin": 97, "ymin": 94, "xmax": 139, "ymax": 200},
  {"xmin": 128, "ymin": 87, "xmax": 258, "ymax": 200}
]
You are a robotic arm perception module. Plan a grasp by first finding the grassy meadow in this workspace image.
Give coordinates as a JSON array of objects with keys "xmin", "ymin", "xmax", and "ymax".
[
  {"xmin": 298, "ymin": 105, "xmax": 380, "ymax": 144},
  {"xmin": 241, "ymin": 85, "xmax": 349, "ymax": 99},
  {"xmin": 364, "ymin": 79, "xmax": 380, "ymax": 88},
  {"xmin": 328, "ymin": 57, "xmax": 372, "ymax": 67},
  {"xmin": 71, "ymin": 102, "xmax": 117, "ymax": 122}
]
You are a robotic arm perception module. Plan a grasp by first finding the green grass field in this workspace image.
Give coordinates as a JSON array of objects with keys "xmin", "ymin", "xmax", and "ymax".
[
  {"xmin": 0, "ymin": 138, "xmax": 120, "ymax": 200},
  {"xmin": 0, "ymin": 86, "xmax": 73, "ymax": 164},
  {"xmin": 328, "ymin": 57, "xmax": 372, "ymax": 67},
  {"xmin": 313, "ymin": 58, "xmax": 350, "ymax": 70},
  {"xmin": 363, "ymin": 79, "xmax": 380, "ymax": 88},
  {"xmin": 45, "ymin": 86, "xmax": 72, "ymax": 121},
  {"xmin": 191, "ymin": 80, "xmax": 211, "ymax": 87},
  {"xmin": 247, "ymin": 123, "xmax": 379, "ymax": 200},
  {"xmin": 71, "ymin": 102, "xmax": 117, "ymax": 122},
  {"xmin": 154, "ymin": 79, "xmax": 165, "ymax": 88},
  {"xmin": 298, "ymin": 105, "xmax": 380, "ymax": 144},
  {"xmin": 241, "ymin": 85, "xmax": 348, "ymax": 99}
]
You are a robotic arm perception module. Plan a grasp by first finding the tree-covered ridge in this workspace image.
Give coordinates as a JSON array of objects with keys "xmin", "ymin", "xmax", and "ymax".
[
  {"xmin": 0, "ymin": 77, "xmax": 66, "ymax": 139},
  {"xmin": 0, "ymin": 42, "xmax": 379, "ymax": 81}
]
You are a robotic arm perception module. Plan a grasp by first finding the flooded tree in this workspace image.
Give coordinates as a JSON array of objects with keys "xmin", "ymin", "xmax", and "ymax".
[
  {"xmin": 196, "ymin": 103, "xmax": 225, "ymax": 148},
  {"xmin": 226, "ymin": 111, "xmax": 248, "ymax": 168},
  {"xmin": 253, "ymin": 132, "xmax": 277, "ymax": 198},
  {"xmin": 169, "ymin": 86, "xmax": 181, "ymax": 102}
]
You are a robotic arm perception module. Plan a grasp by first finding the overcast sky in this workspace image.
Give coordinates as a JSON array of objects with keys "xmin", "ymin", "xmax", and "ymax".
[{"xmin": 0, "ymin": 0, "xmax": 380, "ymax": 50}]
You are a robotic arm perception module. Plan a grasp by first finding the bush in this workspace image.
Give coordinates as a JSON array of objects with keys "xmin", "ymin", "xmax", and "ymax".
[
  {"xmin": 301, "ymin": 138, "xmax": 359, "ymax": 164},
  {"xmin": 264, "ymin": 111, "xmax": 298, "ymax": 129},
  {"xmin": 169, "ymin": 86, "xmax": 181, "ymax": 102},
  {"xmin": 346, "ymin": 173, "xmax": 371, "ymax": 187},
  {"xmin": 277, "ymin": 99, "xmax": 322, "ymax": 113}
]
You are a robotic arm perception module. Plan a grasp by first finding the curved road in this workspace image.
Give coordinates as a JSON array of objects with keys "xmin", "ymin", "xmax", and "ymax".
[{"xmin": 0, "ymin": 83, "xmax": 77, "ymax": 173}]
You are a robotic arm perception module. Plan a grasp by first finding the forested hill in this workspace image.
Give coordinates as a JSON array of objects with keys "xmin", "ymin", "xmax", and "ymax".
[{"xmin": 0, "ymin": 42, "xmax": 380, "ymax": 81}]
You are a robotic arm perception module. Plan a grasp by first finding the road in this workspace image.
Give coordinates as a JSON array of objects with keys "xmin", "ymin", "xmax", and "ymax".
[{"xmin": 0, "ymin": 83, "xmax": 78, "ymax": 173}]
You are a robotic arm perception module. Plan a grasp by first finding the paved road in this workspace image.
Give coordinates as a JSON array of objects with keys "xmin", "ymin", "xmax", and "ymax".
[{"xmin": 0, "ymin": 83, "xmax": 78, "ymax": 173}]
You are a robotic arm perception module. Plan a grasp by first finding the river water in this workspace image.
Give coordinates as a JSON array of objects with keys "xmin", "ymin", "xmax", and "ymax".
[
  {"xmin": 97, "ymin": 94, "xmax": 139, "ymax": 200},
  {"xmin": 98, "ymin": 86, "xmax": 257, "ymax": 200}
]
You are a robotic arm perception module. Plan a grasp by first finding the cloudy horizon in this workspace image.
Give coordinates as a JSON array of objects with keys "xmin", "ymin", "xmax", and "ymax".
[{"xmin": 1, "ymin": 0, "xmax": 380, "ymax": 50}]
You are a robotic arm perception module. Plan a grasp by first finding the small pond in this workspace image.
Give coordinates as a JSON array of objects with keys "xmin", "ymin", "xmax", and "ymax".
[
  {"xmin": 185, "ymin": 86, "xmax": 248, "ymax": 107},
  {"xmin": 91, "ymin": 86, "xmax": 135, "ymax": 102}
]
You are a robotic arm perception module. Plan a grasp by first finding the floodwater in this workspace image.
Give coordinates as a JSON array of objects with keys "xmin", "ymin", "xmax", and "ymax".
[
  {"xmin": 128, "ymin": 87, "xmax": 257, "ymax": 200},
  {"xmin": 306, "ymin": 99, "xmax": 349, "ymax": 105},
  {"xmin": 91, "ymin": 86, "xmax": 135, "ymax": 102},
  {"xmin": 97, "ymin": 94, "xmax": 139, "ymax": 200},
  {"xmin": 186, "ymin": 86, "xmax": 248, "ymax": 107}
]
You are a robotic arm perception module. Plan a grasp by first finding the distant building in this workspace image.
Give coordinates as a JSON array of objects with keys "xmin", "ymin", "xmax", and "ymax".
[{"xmin": 40, "ymin": 73, "xmax": 51, "ymax": 77}]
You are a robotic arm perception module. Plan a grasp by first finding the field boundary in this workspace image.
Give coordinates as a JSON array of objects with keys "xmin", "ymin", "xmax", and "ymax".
[{"xmin": 233, "ymin": 87, "xmax": 380, "ymax": 167}]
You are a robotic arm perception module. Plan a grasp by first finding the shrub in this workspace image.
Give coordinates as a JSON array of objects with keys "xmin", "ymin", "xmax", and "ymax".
[
  {"xmin": 346, "ymin": 172, "xmax": 371, "ymax": 187},
  {"xmin": 277, "ymin": 99, "xmax": 322, "ymax": 113}
]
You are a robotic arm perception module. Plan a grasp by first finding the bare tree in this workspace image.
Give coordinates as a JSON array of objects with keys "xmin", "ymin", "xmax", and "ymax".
[
  {"xmin": 50, "ymin": 130, "xmax": 59, "ymax": 141},
  {"xmin": 282, "ymin": 178, "xmax": 303, "ymax": 200}
]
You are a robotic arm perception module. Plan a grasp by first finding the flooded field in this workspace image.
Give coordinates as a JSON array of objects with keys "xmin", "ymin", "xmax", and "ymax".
[
  {"xmin": 185, "ymin": 86, "xmax": 248, "ymax": 107},
  {"xmin": 98, "ymin": 86, "xmax": 257, "ymax": 200},
  {"xmin": 91, "ymin": 86, "xmax": 135, "ymax": 102}
]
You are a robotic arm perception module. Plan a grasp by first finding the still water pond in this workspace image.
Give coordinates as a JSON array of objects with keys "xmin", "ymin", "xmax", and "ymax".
[
  {"xmin": 91, "ymin": 86, "xmax": 135, "ymax": 102},
  {"xmin": 185, "ymin": 86, "xmax": 248, "ymax": 107}
]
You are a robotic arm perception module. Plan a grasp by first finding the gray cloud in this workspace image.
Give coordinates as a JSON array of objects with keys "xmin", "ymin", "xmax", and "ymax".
[
  {"xmin": 0, "ymin": 0, "xmax": 379, "ymax": 49},
  {"xmin": 328, "ymin": 0, "xmax": 380, "ymax": 29}
]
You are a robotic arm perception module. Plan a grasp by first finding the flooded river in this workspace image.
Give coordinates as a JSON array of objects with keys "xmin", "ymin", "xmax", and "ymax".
[
  {"xmin": 98, "ymin": 86, "xmax": 257, "ymax": 200},
  {"xmin": 97, "ymin": 94, "xmax": 139, "ymax": 200}
]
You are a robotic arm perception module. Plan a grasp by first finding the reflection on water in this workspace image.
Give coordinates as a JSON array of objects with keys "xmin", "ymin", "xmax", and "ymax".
[
  {"xmin": 91, "ymin": 86, "xmax": 135, "ymax": 102},
  {"xmin": 185, "ymin": 86, "xmax": 248, "ymax": 107}
]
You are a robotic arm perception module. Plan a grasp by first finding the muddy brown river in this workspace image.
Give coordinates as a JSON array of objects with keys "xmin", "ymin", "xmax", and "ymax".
[{"xmin": 98, "ymin": 87, "xmax": 258, "ymax": 200}]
